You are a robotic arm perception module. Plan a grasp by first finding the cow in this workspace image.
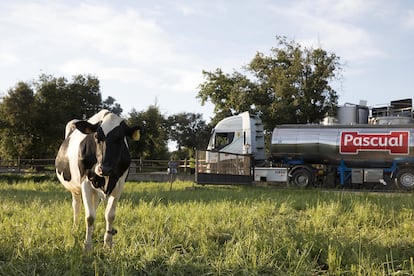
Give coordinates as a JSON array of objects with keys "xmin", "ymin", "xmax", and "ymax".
[{"xmin": 55, "ymin": 110, "xmax": 141, "ymax": 250}]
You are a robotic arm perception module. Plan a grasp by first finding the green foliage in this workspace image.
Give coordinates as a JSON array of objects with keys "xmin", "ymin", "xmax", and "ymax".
[
  {"xmin": 197, "ymin": 36, "xmax": 341, "ymax": 131},
  {"xmin": 33, "ymin": 74, "xmax": 103, "ymax": 158},
  {"xmin": 2, "ymin": 181, "xmax": 414, "ymax": 275},
  {"xmin": 0, "ymin": 82, "xmax": 37, "ymax": 158},
  {"xmin": 197, "ymin": 69, "xmax": 257, "ymax": 125},
  {"xmin": 0, "ymin": 73, "xmax": 210, "ymax": 160},
  {"xmin": 102, "ymin": 96, "xmax": 123, "ymax": 115},
  {"xmin": 167, "ymin": 112, "xmax": 211, "ymax": 153},
  {"xmin": 127, "ymin": 105, "xmax": 169, "ymax": 160},
  {"xmin": 0, "ymin": 74, "xmax": 116, "ymax": 159}
]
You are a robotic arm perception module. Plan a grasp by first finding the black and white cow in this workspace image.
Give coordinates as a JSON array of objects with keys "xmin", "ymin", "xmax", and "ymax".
[{"xmin": 55, "ymin": 110, "xmax": 141, "ymax": 250}]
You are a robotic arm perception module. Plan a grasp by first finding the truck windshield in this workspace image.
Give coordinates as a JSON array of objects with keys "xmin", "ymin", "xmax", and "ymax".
[{"xmin": 213, "ymin": 132, "xmax": 235, "ymax": 150}]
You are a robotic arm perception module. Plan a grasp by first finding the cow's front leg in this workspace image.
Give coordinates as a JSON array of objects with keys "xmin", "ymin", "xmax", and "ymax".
[
  {"xmin": 104, "ymin": 195, "xmax": 119, "ymax": 248},
  {"xmin": 81, "ymin": 180, "xmax": 100, "ymax": 251},
  {"xmin": 103, "ymin": 178, "xmax": 125, "ymax": 248}
]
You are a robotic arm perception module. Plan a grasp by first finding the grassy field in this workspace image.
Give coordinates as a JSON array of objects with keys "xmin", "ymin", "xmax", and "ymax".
[{"xmin": 1, "ymin": 180, "xmax": 414, "ymax": 275}]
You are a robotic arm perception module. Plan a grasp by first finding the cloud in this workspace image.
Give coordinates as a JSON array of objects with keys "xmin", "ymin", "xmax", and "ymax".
[
  {"xmin": 2, "ymin": 0, "xmax": 409, "ymax": 118},
  {"xmin": 269, "ymin": 0, "xmax": 386, "ymax": 64},
  {"xmin": 296, "ymin": 0, "xmax": 378, "ymax": 20},
  {"xmin": 0, "ymin": 52, "xmax": 18, "ymax": 66},
  {"xmin": 71, "ymin": 4, "xmax": 178, "ymax": 65},
  {"xmin": 59, "ymin": 58, "xmax": 145, "ymax": 83},
  {"xmin": 159, "ymin": 68, "xmax": 203, "ymax": 93},
  {"xmin": 402, "ymin": 9, "xmax": 414, "ymax": 29},
  {"xmin": 0, "ymin": 0, "xmax": 212, "ymax": 115},
  {"xmin": 174, "ymin": 3, "xmax": 202, "ymax": 16},
  {"xmin": 3, "ymin": 2, "xmax": 179, "ymax": 62},
  {"xmin": 0, "ymin": 1, "xmax": 203, "ymax": 93}
]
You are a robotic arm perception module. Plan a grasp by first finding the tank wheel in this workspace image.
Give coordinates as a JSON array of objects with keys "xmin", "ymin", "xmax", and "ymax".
[
  {"xmin": 291, "ymin": 169, "xmax": 313, "ymax": 188},
  {"xmin": 396, "ymin": 168, "xmax": 414, "ymax": 190}
]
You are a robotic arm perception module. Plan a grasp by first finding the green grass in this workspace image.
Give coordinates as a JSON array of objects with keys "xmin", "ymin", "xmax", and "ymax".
[{"xmin": 1, "ymin": 181, "xmax": 414, "ymax": 275}]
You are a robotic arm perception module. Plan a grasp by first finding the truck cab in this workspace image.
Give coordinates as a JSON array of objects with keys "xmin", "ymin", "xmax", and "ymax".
[{"xmin": 207, "ymin": 111, "xmax": 266, "ymax": 161}]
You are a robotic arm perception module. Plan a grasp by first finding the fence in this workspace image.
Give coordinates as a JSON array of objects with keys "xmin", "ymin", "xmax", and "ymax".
[
  {"xmin": 0, "ymin": 159, "xmax": 55, "ymax": 174},
  {"xmin": 195, "ymin": 150, "xmax": 253, "ymax": 185},
  {"xmin": 0, "ymin": 158, "xmax": 194, "ymax": 175},
  {"xmin": 0, "ymin": 154, "xmax": 254, "ymax": 185}
]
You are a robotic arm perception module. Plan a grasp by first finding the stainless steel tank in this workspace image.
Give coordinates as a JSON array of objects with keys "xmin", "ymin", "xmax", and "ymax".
[
  {"xmin": 271, "ymin": 124, "xmax": 414, "ymax": 167},
  {"xmin": 338, "ymin": 104, "xmax": 369, "ymax": 124}
]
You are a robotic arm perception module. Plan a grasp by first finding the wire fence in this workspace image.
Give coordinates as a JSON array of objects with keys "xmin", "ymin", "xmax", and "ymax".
[{"xmin": 195, "ymin": 150, "xmax": 253, "ymax": 185}]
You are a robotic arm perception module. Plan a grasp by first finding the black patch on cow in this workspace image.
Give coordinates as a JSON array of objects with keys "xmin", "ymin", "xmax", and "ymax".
[
  {"xmin": 78, "ymin": 134, "xmax": 98, "ymax": 177},
  {"xmin": 88, "ymin": 170, "xmax": 105, "ymax": 190},
  {"xmin": 102, "ymin": 125, "xmax": 132, "ymax": 195},
  {"xmin": 78, "ymin": 134, "xmax": 109, "ymax": 193},
  {"xmin": 96, "ymin": 127, "xmax": 105, "ymax": 142},
  {"xmin": 55, "ymin": 137, "xmax": 72, "ymax": 181}
]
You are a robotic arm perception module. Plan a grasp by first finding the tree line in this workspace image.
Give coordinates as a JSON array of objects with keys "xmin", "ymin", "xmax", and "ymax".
[
  {"xmin": 0, "ymin": 36, "xmax": 341, "ymax": 160},
  {"xmin": 0, "ymin": 74, "xmax": 211, "ymax": 160}
]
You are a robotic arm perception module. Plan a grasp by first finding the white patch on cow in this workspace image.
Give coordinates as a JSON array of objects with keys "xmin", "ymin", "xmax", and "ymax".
[
  {"xmin": 87, "ymin": 109, "xmax": 111, "ymax": 124},
  {"xmin": 100, "ymin": 113, "xmax": 124, "ymax": 136},
  {"xmin": 57, "ymin": 130, "xmax": 87, "ymax": 194}
]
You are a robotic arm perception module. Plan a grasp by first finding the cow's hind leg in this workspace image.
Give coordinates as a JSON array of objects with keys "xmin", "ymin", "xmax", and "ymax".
[{"xmin": 71, "ymin": 192, "xmax": 82, "ymax": 228}]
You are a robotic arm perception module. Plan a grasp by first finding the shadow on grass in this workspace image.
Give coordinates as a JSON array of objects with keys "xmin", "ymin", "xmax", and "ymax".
[
  {"xmin": 0, "ymin": 181, "xmax": 276, "ymax": 205},
  {"xmin": 121, "ymin": 182, "xmax": 295, "ymax": 206},
  {"xmin": 0, "ymin": 181, "xmax": 67, "ymax": 204}
]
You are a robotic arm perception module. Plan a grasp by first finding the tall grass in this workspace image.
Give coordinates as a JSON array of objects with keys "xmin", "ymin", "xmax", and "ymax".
[{"xmin": 1, "ymin": 180, "xmax": 414, "ymax": 275}]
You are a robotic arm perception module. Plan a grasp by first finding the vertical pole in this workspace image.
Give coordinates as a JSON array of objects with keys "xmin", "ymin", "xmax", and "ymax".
[{"xmin": 194, "ymin": 150, "xmax": 198, "ymax": 187}]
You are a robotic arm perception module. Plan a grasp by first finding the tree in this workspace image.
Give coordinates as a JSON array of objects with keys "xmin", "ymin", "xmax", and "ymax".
[
  {"xmin": 197, "ymin": 69, "xmax": 257, "ymax": 125},
  {"xmin": 102, "ymin": 96, "xmax": 123, "ymax": 116},
  {"xmin": 34, "ymin": 74, "xmax": 103, "ymax": 158},
  {"xmin": 167, "ymin": 112, "xmax": 211, "ymax": 155},
  {"xmin": 0, "ymin": 82, "xmax": 37, "ymax": 159},
  {"xmin": 0, "ymin": 74, "xmax": 121, "ymax": 159},
  {"xmin": 248, "ymin": 37, "xmax": 340, "ymax": 129},
  {"xmin": 197, "ymin": 36, "xmax": 341, "ymax": 131},
  {"xmin": 127, "ymin": 105, "xmax": 169, "ymax": 160}
]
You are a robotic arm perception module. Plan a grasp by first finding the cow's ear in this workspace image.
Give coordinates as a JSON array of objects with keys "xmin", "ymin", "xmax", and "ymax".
[
  {"xmin": 126, "ymin": 126, "xmax": 141, "ymax": 141},
  {"xmin": 75, "ymin": 121, "xmax": 100, "ymax": 134}
]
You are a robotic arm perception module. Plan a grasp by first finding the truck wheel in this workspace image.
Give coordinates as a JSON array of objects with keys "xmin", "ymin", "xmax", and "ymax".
[
  {"xmin": 291, "ymin": 169, "xmax": 312, "ymax": 188},
  {"xmin": 396, "ymin": 169, "xmax": 414, "ymax": 189}
]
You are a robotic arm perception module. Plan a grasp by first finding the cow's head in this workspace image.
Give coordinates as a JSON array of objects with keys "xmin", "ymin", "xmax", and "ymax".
[{"xmin": 74, "ymin": 113, "xmax": 141, "ymax": 177}]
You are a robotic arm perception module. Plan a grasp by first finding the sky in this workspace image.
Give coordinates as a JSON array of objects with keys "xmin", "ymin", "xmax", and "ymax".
[{"xmin": 0, "ymin": 0, "xmax": 413, "ymax": 122}]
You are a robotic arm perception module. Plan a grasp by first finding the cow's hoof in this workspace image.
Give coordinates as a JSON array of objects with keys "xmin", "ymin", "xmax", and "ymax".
[{"xmin": 106, "ymin": 228, "xmax": 117, "ymax": 235}]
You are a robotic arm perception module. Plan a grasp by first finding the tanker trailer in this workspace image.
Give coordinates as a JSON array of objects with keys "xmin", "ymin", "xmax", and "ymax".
[
  {"xmin": 271, "ymin": 124, "xmax": 414, "ymax": 188},
  {"xmin": 205, "ymin": 101, "xmax": 414, "ymax": 189}
]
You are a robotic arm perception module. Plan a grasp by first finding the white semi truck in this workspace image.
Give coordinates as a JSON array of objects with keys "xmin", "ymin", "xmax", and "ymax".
[{"xmin": 206, "ymin": 99, "xmax": 414, "ymax": 189}]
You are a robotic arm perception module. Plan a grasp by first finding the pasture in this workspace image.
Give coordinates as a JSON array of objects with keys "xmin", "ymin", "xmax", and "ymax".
[{"xmin": 2, "ymin": 181, "xmax": 414, "ymax": 275}]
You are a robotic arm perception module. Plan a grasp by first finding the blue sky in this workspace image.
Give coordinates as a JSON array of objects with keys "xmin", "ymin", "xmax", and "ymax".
[{"xmin": 0, "ymin": 0, "xmax": 413, "ymax": 121}]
